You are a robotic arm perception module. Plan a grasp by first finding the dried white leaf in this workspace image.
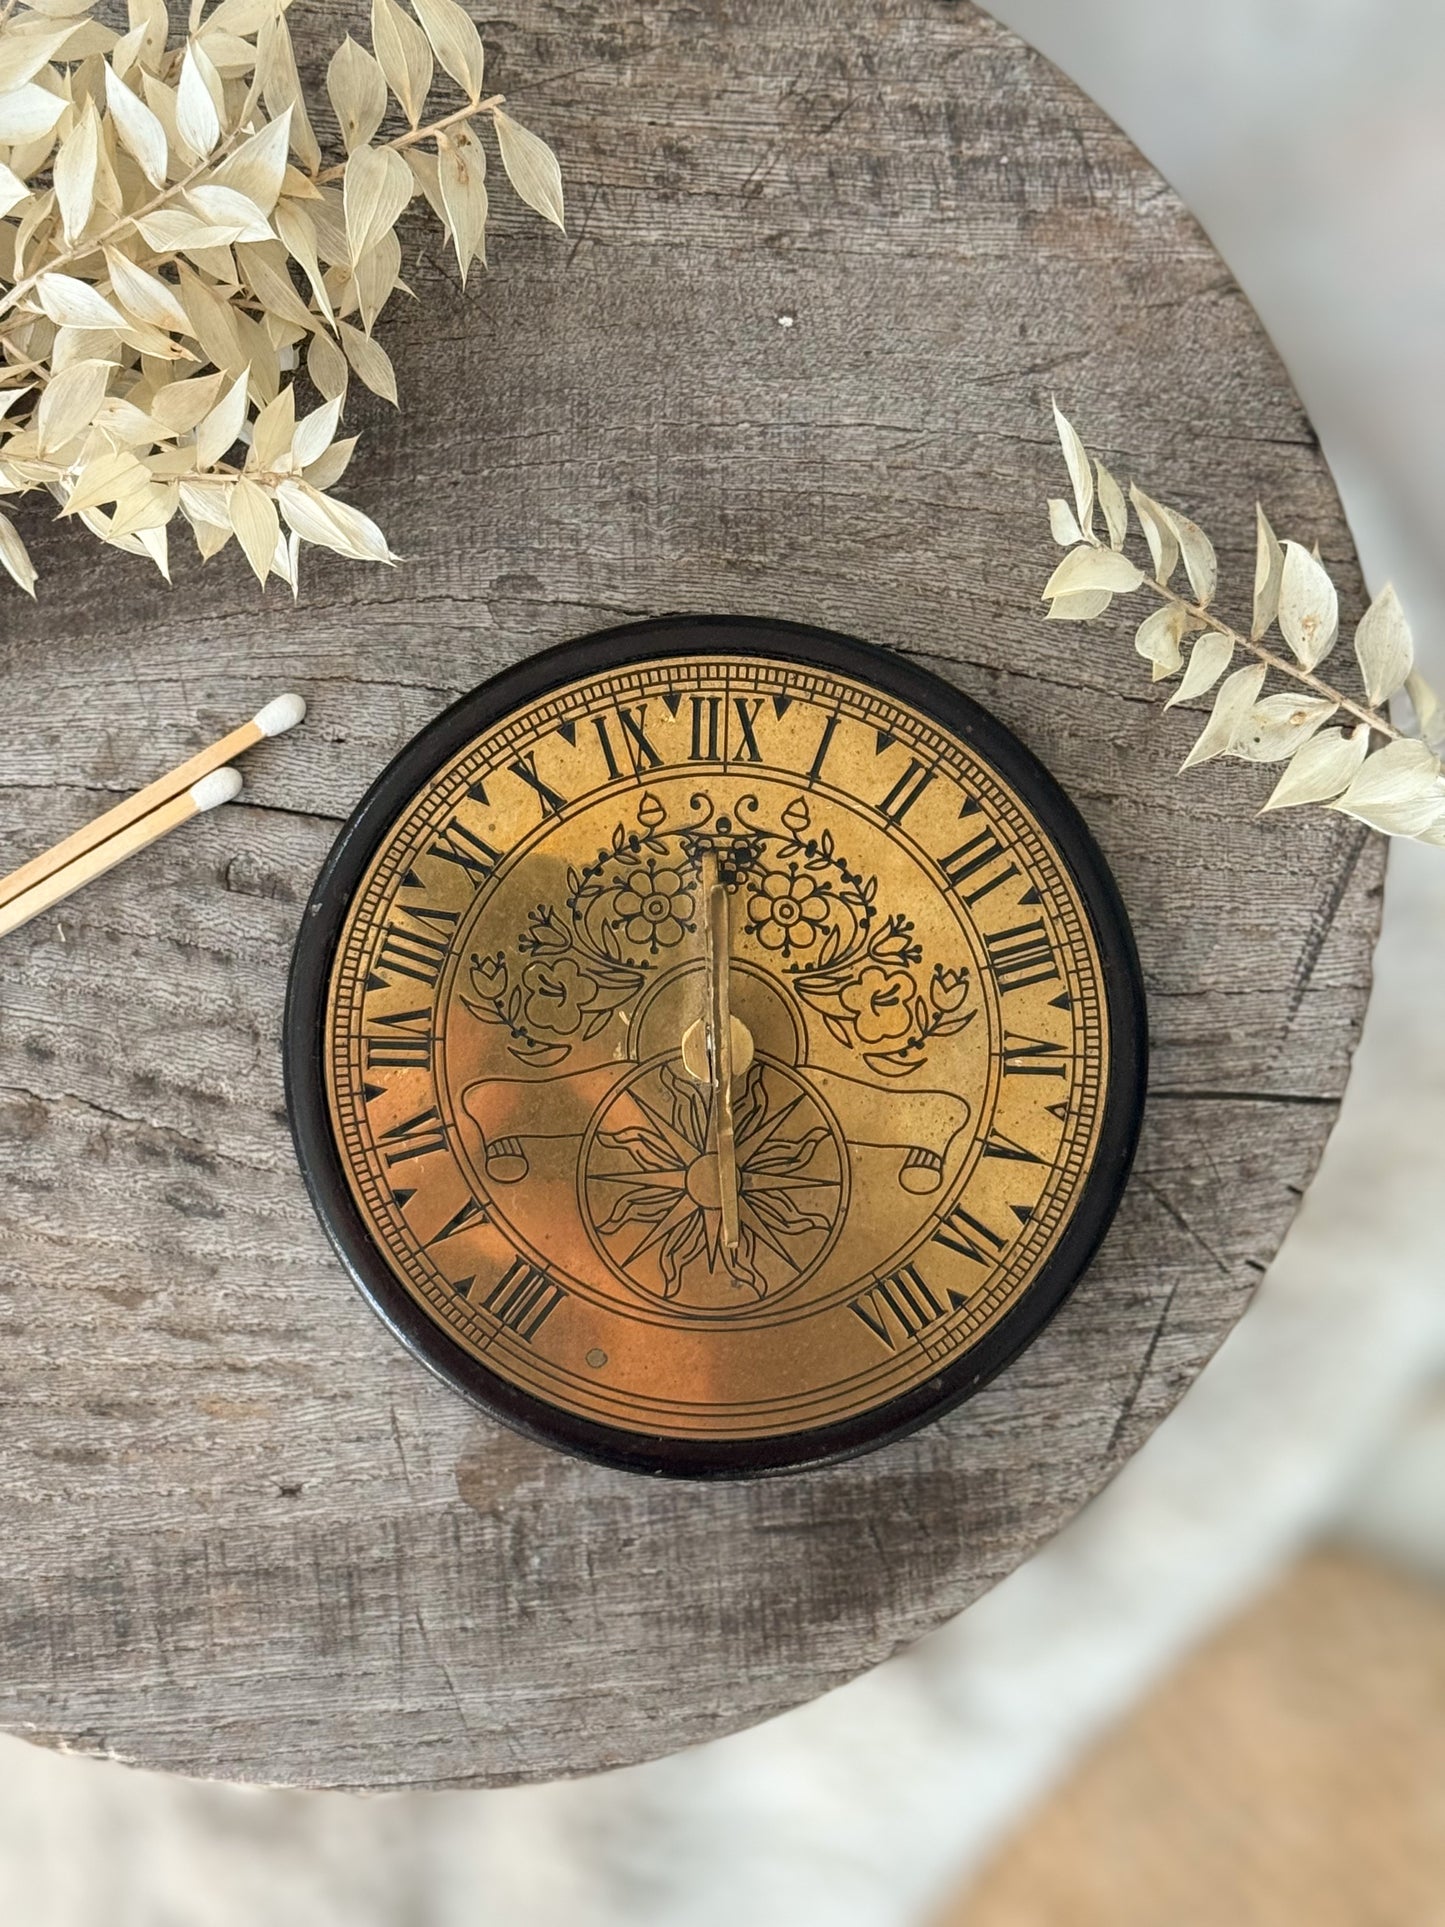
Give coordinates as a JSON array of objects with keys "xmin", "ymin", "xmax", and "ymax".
[
  {"xmin": 0, "ymin": 162, "xmax": 30, "ymax": 221},
  {"xmin": 1252, "ymin": 503, "xmax": 1284, "ymax": 642},
  {"xmin": 232, "ymin": 240, "xmax": 316, "ymax": 335},
  {"xmin": 35, "ymin": 271, "xmax": 125, "ymax": 331},
  {"xmin": 0, "ymin": 25, "xmax": 74, "ymax": 92},
  {"xmin": 1166, "ymin": 630, "xmax": 1234, "ymax": 707},
  {"xmin": 179, "ymin": 476, "xmax": 234, "ymax": 528},
  {"xmin": 210, "ymin": 112, "xmax": 292, "ymax": 214},
  {"xmin": 1045, "ymin": 589, "xmax": 1113, "ymax": 623},
  {"xmin": 410, "ymin": 0, "xmax": 485, "ymax": 100},
  {"xmin": 1163, "ymin": 506, "xmax": 1217, "ymax": 607},
  {"xmin": 1129, "ymin": 484, "xmax": 1179, "ymax": 587},
  {"xmin": 151, "ymin": 372, "xmax": 225, "ymax": 434},
  {"xmin": 1353, "ymin": 582, "xmax": 1413, "ymax": 707},
  {"xmin": 229, "ymin": 475, "xmax": 280, "ymax": 580},
  {"xmin": 54, "ymin": 99, "xmax": 101, "ymax": 245},
  {"xmin": 371, "ymin": 0, "xmax": 433, "ymax": 126},
  {"xmin": 338, "ymin": 320, "xmax": 398, "ymax": 403},
  {"xmin": 36, "ymin": 358, "xmax": 113, "ymax": 456},
  {"xmin": 1263, "ymin": 725, "xmax": 1370, "ymax": 812},
  {"xmin": 104, "ymin": 63, "xmax": 169, "ymax": 189},
  {"xmin": 0, "ymin": 84, "xmax": 69, "ymax": 146},
  {"xmin": 186, "ymin": 184, "xmax": 274, "ymax": 242},
  {"xmin": 177, "ymin": 41, "xmax": 224, "ymax": 158},
  {"xmin": 493, "ymin": 109, "xmax": 565, "ymax": 228},
  {"xmin": 437, "ymin": 123, "xmax": 487, "ymax": 280},
  {"xmin": 1332, "ymin": 738, "xmax": 1445, "ymax": 837},
  {"xmin": 1405, "ymin": 669, "xmax": 1445, "ymax": 753},
  {"xmin": 1134, "ymin": 603, "xmax": 1187, "ymax": 679},
  {"xmin": 0, "ymin": 510, "xmax": 38, "ymax": 596},
  {"xmin": 1051, "ymin": 399, "xmax": 1093, "ymax": 541},
  {"xmin": 1042, "ymin": 545, "xmax": 1144, "ymax": 600},
  {"xmin": 195, "ymin": 369, "xmax": 249, "ymax": 467},
  {"xmin": 249, "ymin": 384, "xmax": 295, "ymax": 470},
  {"xmin": 1278, "ymin": 541, "xmax": 1340, "ymax": 669},
  {"xmin": 61, "ymin": 450, "xmax": 150, "ymax": 517},
  {"xmin": 327, "ymin": 36, "xmax": 387, "ymax": 153},
  {"xmin": 1095, "ymin": 459, "xmax": 1128, "ymax": 552},
  {"xmin": 201, "ymin": 0, "xmax": 274, "ymax": 38},
  {"xmin": 352, "ymin": 226, "xmax": 403, "ymax": 334},
  {"xmin": 137, "ymin": 207, "xmax": 236, "ymax": 252},
  {"xmin": 1047, "ymin": 497, "xmax": 1082, "ymax": 548},
  {"xmin": 1180, "ymin": 663, "xmax": 1268, "ymax": 770},
  {"xmin": 269, "ymin": 525, "xmax": 301, "ymax": 595},
  {"xmin": 291, "ymin": 397, "xmax": 341, "ymax": 469},
  {"xmin": 406, "ymin": 146, "xmax": 448, "ymax": 227},
  {"xmin": 102, "ymin": 250, "xmax": 190, "ymax": 332},
  {"xmin": 303, "ymin": 435, "xmax": 358, "ymax": 491},
  {"xmin": 275, "ymin": 200, "xmax": 335, "ymax": 327},
  {"xmin": 255, "ymin": 14, "xmax": 321, "ymax": 174},
  {"xmin": 344, "ymin": 144, "xmax": 415, "ymax": 266},
  {"xmin": 1229, "ymin": 692, "xmax": 1338, "ymax": 763},
  {"xmin": 277, "ymin": 478, "xmax": 395, "ymax": 562},
  {"xmin": 307, "ymin": 329, "xmax": 349, "ymax": 403}
]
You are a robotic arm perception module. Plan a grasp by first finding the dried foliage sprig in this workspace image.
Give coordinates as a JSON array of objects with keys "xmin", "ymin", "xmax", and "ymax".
[
  {"xmin": 1041, "ymin": 405, "xmax": 1445, "ymax": 846},
  {"xmin": 0, "ymin": 0, "xmax": 564, "ymax": 596}
]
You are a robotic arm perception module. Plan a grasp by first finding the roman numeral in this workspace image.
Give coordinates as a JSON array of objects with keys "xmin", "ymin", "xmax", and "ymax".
[
  {"xmin": 482, "ymin": 1257, "xmax": 565, "ymax": 1341},
  {"xmin": 424, "ymin": 1197, "xmax": 486, "ymax": 1247},
  {"xmin": 983, "ymin": 918, "xmax": 1060, "ymax": 993},
  {"xmin": 594, "ymin": 704, "xmax": 662, "ymax": 779},
  {"xmin": 370, "ymin": 906, "xmax": 458, "ymax": 989},
  {"xmin": 877, "ymin": 757, "xmax": 935, "ymax": 825},
  {"xmin": 428, "ymin": 817, "xmax": 501, "ymax": 887},
  {"xmin": 851, "ymin": 1262, "xmax": 966, "ymax": 1349},
  {"xmin": 379, "ymin": 1106, "xmax": 448, "ymax": 1166},
  {"xmin": 690, "ymin": 695, "xmax": 721, "ymax": 761},
  {"xmin": 732, "ymin": 697, "xmax": 764, "ymax": 761},
  {"xmin": 1001, "ymin": 1031, "xmax": 1070, "ymax": 1077},
  {"xmin": 364, "ymin": 1007, "xmax": 433, "ymax": 1071},
  {"xmin": 807, "ymin": 711, "xmax": 839, "ymax": 783},
  {"xmin": 933, "ymin": 1202, "xmax": 1008, "ymax": 1265},
  {"xmin": 982, "ymin": 1128, "xmax": 1045, "ymax": 1164},
  {"xmin": 509, "ymin": 750, "xmax": 567, "ymax": 818},
  {"xmin": 939, "ymin": 825, "xmax": 1022, "ymax": 907}
]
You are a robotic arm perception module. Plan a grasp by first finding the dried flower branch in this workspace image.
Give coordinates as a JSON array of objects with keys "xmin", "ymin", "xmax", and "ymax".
[
  {"xmin": 1042, "ymin": 404, "xmax": 1445, "ymax": 846},
  {"xmin": 0, "ymin": 0, "xmax": 564, "ymax": 596}
]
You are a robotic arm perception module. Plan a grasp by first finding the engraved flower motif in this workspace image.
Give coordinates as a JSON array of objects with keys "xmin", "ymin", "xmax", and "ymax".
[
  {"xmin": 840, "ymin": 964, "xmax": 916, "ymax": 1043},
  {"xmin": 929, "ymin": 964, "xmax": 970, "ymax": 1013},
  {"xmin": 521, "ymin": 957, "xmax": 598, "ymax": 1037},
  {"xmin": 613, "ymin": 864, "xmax": 694, "ymax": 954},
  {"xmin": 747, "ymin": 867, "xmax": 831, "ymax": 955}
]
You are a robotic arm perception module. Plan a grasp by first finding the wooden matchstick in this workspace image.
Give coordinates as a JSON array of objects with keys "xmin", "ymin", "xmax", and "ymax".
[
  {"xmin": 0, "ymin": 769, "xmax": 243, "ymax": 939},
  {"xmin": 0, "ymin": 693, "xmax": 304, "ymax": 914}
]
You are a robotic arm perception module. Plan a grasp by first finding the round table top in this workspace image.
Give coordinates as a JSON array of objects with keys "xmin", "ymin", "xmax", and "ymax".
[{"xmin": 0, "ymin": 0, "xmax": 1381, "ymax": 1789}]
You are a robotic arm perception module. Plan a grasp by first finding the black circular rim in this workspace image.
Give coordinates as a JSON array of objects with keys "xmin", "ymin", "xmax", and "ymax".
[{"xmin": 284, "ymin": 615, "xmax": 1148, "ymax": 1480}]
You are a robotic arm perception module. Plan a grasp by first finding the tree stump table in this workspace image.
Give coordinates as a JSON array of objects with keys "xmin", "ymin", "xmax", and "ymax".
[{"xmin": 0, "ymin": 0, "xmax": 1381, "ymax": 1789}]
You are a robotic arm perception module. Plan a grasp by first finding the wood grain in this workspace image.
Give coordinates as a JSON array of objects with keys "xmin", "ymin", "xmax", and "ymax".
[{"xmin": 0, "ymin": 0, "xmax": 1383, "ymax": 1788}]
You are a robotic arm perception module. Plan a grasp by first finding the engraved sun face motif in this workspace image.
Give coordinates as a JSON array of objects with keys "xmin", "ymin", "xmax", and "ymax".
[
  {"xmin": 580, "ymin": 1053, "xmax": 848, "ymax": 1312},
  {"xmin": 304, "ymin": 625, "xmax": 1142, "ymax": 1477}
]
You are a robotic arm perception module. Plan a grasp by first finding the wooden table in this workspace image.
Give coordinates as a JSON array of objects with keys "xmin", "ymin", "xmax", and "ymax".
[{"xmin": 0, "ymin": 0, "xmax": 1381, "ymax": 1789}]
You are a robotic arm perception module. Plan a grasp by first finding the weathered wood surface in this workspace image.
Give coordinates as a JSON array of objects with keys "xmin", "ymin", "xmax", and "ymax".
[{"xmin": 0, "ymin": 0, "xmax": 1382, "ymax": 1789}]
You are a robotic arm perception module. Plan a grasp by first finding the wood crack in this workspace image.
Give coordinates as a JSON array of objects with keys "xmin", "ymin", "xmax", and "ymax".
[{"xmin": 1149, "ymin": 1088, "xmax": 1341, "ymax": 1107}]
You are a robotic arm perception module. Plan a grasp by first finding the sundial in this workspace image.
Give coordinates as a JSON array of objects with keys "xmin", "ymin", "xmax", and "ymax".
[{"xmin": 287, "ymin": 616, "xmax": 1146, "ymax": 1475}]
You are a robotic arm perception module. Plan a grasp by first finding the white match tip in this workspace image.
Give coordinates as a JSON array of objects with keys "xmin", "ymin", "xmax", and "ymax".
[
  {"xmin": 254, "ymin": 692, "xmax": 307, "ymax": 737},
  {"xmin": 191, "ymin": 767, "xmax": 243, "ymax": 812}
]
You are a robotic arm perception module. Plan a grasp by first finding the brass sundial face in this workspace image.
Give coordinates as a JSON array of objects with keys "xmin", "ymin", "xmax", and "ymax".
[{"xmin": 286, "ymin": 618, "xmax": 1146, "ymax": 1477}]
